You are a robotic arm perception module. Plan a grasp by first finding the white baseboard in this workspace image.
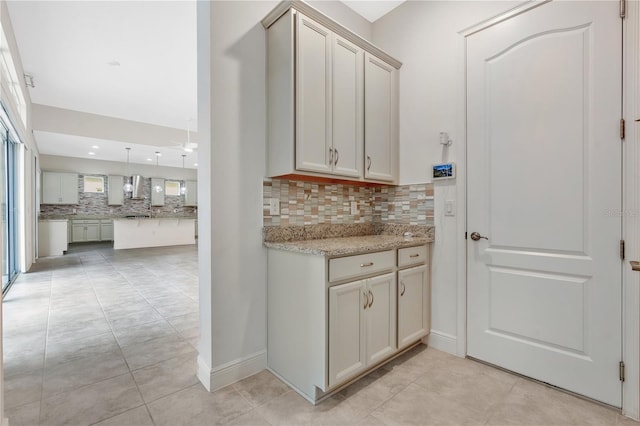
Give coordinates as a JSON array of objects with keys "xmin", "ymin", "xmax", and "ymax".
[
  {"xmin": 197, "ymin": 350, "xmax": 267, "ymax": 392},
  {"xmin": 426, "ymin": 330, "xmax": 458, "ymax": 355}
]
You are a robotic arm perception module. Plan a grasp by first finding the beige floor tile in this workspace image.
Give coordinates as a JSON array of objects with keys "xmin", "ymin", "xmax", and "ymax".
[
  {"xmin": 486, "ymin": 378, "xmax": 618, "ymax": 426},
  {"xmin": 113, "ymin": 318, "xmax": 178, "ymax": 347},
  {"xmin": 39, "ymin": 373, "xmax": 144, "ymax": 426},
  {"xmin": 617, "ymin": 414, "xmax": 640, "ymax": 425},
  {"xmin": 372, "ymin": 382, "xmax": 486, "ymax": 426},
  {"xmin": 46, "ymin": 316, "xmax": 112, "ymax": 343},
  {"xmin": 233, "ymin": 370, "xmax": 291, "ymax": 407},
  {"xmin": 42, "ymin": 350, "xmax": 129, "ymax": 399},
  {"xmin": 223, "ymin": 408, "xmax": 273, "ymax": 426},
  {"xmin": 132, "ymin": 352, "xmax": 199, "ymax": 403},
  {"xmin": 147, "ymin": 383, "xmax": 253, "ymax": 426},
  {"xmin": 93, "ymin": 405, "xmax": 154, "ymax": 426},
  {"xmin": 257, "ymin": 390, "xmax": 359, "ymax": 425},
  {"xmin": 5, "ymin": 400, "xmax": 40, "ymax": 426},
  {"xmin": 45, "ymin": 332, "xmax": 120, "ymax": 368},
  {"xmin": 107, "ymin": 308, "xmax": 164, "ymax": 331},
  {"xmin": 4, "ymin": 369, "xmax": 43, "ymax": 409},
  {"xmin": 120, "ymin": 334, "xmax": 197, "ymax": 370},
  {"xmin": 412, "ymin": 356, "xmax": 516, "ymax": 417}
]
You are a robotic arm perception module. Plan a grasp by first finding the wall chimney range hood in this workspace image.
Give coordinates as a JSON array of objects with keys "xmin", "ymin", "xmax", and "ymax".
[{"xmin": 127, "ymin": 175, "xmax": 145, "ymax": 199}]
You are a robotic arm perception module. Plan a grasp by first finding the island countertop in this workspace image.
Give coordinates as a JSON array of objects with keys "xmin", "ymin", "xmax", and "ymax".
[{"xmin": 264, "ymin": 234, "xmax": 432, "ymax": 257}]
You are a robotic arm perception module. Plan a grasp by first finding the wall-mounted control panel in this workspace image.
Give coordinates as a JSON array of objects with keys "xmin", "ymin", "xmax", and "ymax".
[{"xmin": 433, "ymin": 163, "xmax": 455, "ymax": 181}]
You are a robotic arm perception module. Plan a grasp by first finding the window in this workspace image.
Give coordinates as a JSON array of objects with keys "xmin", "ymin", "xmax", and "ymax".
[
  {"xmin": 84, "ymin": 176, "xmax": 104, "ymax": 193},
  {"xmin": 165, "ymin": 180, "xmax": 180, "ymax": 196}
]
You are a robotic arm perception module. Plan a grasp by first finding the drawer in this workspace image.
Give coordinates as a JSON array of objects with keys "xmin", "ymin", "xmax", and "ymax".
[
  {"xmin": 72, "ymin": 220, "xmax": 100, "ymax": 224},
  {"xmin": 329, "ymin": 250, "xmax": 394, "ymax": 283},
  {"xmin": 398, "ymin": 245, "xmax": 428, "ymax": 268}
]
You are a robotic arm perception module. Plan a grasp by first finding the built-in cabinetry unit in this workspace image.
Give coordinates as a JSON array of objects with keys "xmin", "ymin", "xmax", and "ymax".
[
  {"xmin": 264, "ymin": 2, "xmax": 399, "ymax": 183},
  {"xmin": 42, "ymin": 172, "xmax": 78, "ymax": 204},
  {"xmin": 267, "ymin": 243, "xmax": 430, "ymax": 403},
  {"xmin": 108, "ymin": 175, "xmax": 124, "ymax": 205},
  {"xmin": 151, "ymin": 178, "xmax": 165, "ymax": 206},
  {"xmin": 184, "ymin": 180, "xmax": 197, "ymax": 206},
  {"xmin": 70, "ymin": 219, "xmax": 113, "ymax": 243},
  {"xmin": 38, "ymin": 220, "xmax": 69, "ymax": 257}
]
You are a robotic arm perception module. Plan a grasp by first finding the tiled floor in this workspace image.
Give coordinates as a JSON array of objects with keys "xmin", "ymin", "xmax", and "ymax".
[{"xmin": 3, "ymin": 243, "xmax": 637, "ymax": 425}]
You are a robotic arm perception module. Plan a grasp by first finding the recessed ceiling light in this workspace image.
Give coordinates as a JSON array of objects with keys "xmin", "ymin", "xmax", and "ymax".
[
  {"xmin": 146, "ymin": 158, "xmax": 153, "ymax": 162},
  {"xmin": 92, "ymin": 145, "xmax": 99, "ymax": 149},
  {"xmin": 107, "ymin": 60, "xmax": 121, "ymax": 67},
  {"xmin": 184, "ymin": 148, "xmax": 193, "ymax": 153},
  {"xmin": 88, "ymin": 152, "xmax": 95, "ymax": 156},
  {"xmin": 194, "ymin": 163, "xmax": 198, "ymax": 167}
]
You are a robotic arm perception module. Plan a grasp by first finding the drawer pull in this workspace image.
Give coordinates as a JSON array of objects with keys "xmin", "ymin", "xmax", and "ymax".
[
  {"xmin": 368, "ymin": 290, "xmax": 374, "ymax": 308},
  {"xmin": 363, "ymin": 291, "xmax": 368, "ymax": 309},
  {"xmin": 360, "ymin": 262, "xmax": 374, "ymax": 267},
  {"xmin": 400, "ymin": 281, "xmax": 406, "ymax": 296},
  {"xmin": 409, "ymin": 254, "xmax": 420, "ymax": 258}
]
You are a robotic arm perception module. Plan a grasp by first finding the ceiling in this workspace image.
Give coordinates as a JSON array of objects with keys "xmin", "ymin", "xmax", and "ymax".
[{"xmin": 6, "ymin": 1, "xmax": 403, "ymax": 168}]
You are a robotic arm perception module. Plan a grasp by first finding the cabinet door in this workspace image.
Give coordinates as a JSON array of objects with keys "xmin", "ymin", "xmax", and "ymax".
[
  {"xmin": 366, "ymin": 273, "xmax": 397, "ymax": 366},
  {"xmin": 328, "ymin": 279, "xmax": 367, "ymax": 388},
  {"xmin": 71, "ymin": 224, "xmax": 86, "ymax": 242},
  {"xmin": 85, "ymin": 223, "xmax": 100, "ymax": 241},
  {"xmin": 42, "ymin": 172, "xmax": 61, "ymax": 204},
  {"xmin": 364, "ymin": 53, "xmax": 397, "ymax": 182},
  {"xmin": 397, "ymin": 265, "xmax": 429, "ymax": 349},
  {"xmin": 332, "ymin": 35, "xmax": 363, "ymax": 178},
  {"xmin": 100, "ymin": 223, "xmax": 114, "ymax": 241},
  {"xmin": 295, "ymin": 12, "xmax": 332, "ymax": 174},
  {"xmin": 151, "ymin": 178, "xmax": 165, "ymax": 206},
  {"xmin": 184, "ymin": 180, "xmax": 197, "ymax": 206},
  {"xmin": 59, "ymin": 173, "xmax": 79, "ymax": 204},
  {"xmin": 108, "ymin": 176, "xmax": 124, "ymax": 206}
]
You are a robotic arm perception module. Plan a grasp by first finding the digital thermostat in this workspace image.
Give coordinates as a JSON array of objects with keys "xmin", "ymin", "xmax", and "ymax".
[{"xmin": 433, "ymin": 163, "xmax": 456, "ymax": 180}]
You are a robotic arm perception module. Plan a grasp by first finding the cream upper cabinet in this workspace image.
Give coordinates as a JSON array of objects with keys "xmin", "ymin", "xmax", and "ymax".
[
  {"xmin": 108, "ymin": 175, "xmax": 124, "ymax": 206},
  {"xmin": 296, "ymin": 13, "xmax": 332, "ymax": 175},
  {"xmin": 265, "ymin": 4, "xmax": 397, "ymax": 183},
  {"xmin": 184, "ymin": 180, "xmax": 197, "ymax": 206},
  {"xmin": 331, "ymin": 35, "xmax": 363, "ymax": 178},
  {"xmin": 42, "ymin": 172, "xmax": 78, "ymax": 205},
  {"xmin": 151, "ymin": 178, "xmax": 165, "ymax": 206},
  {"xmin": 364, "ymin": 53, "xmax": 398, "ymax": 182}
]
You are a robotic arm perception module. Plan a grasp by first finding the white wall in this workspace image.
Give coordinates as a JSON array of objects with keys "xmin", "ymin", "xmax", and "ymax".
[
  {"xmin": 196, "ymin": 0, "xmax": 373, "ymax": 390},
  {"xmin": 372, "ymin": 1, "xmax": 519, "ymax": 354},
  {"xmin": 39, "ymin": 154, "xmax": 197, "ymax": 181},
  {"xmin": 308, "ymin": 0, "xmax": 372, "ymax": 41}
]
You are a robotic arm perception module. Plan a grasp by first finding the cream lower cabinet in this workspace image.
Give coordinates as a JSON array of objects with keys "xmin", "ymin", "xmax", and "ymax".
[
  {"xmin": 71, "ymin": 220, "xmax": 100, "ymax": 242},
  {"xmin": 267, "ymin": 244, "xmax": 427, "ymax": 404},
  {"xmin": 398, "ymin": 265, "xmax": 429, "ymax": 349},
  {"xmin": 328, "ymin": 273, "xmax": 396, "ymax": 388}
]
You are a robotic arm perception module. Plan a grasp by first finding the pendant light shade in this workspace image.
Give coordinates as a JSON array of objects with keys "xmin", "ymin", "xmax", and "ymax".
[
  {"xmin": 180, "ymin": 154, "xmax": 187, "ymax": 195},
  {"xmin": 123, "ymin": 148, "xmax": 133, "ymax": 193},
  {"xmin": 153, "ymin": 152, "xmax": 164, "ymax": 193}
]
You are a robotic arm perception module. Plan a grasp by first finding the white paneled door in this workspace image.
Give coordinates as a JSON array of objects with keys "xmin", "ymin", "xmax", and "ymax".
[{"xmin": 467, "ymin": 1, "xmax": 622, "ymax": 406}]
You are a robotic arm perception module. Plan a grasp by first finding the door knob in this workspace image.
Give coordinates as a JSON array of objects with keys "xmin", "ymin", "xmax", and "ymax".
[{"xmin": 470, "ymin": 232, "xmax": 488, "ymax": 241}]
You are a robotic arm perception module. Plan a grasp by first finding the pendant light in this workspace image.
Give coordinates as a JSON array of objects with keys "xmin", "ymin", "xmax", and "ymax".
[
  {"xmin": 153, "ymin": 152, "xmax": 164, "ymax": 193},
  {"xmin": 123, "ymin": 147, "xmax": 133, "ymax": 193},
  {"xmin": 180, "ymin": 154, "xmax": 187, "ymax": 195}
]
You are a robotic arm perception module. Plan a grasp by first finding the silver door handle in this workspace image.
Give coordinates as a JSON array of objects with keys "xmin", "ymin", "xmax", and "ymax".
[
  {"xmin": 368, "ymin": 290, "xmax": 374, "ymax": 308},
  {"xmin": 367, "ymin": 155, "xmax": 372, "ymax": 171},
  {"xmin": 470, "ymin": 232, "xmax": 488, "ymax": 241},
  {"xmin": 360, "ymin": 262, "xmax": 374, "ymax": 267},
  {"xmin": 400, "ymin": 281, "xmax": 406, "ymax": 296},
  {"xmin": 329, "ymin": 148, "xmax": 334, "ymax": 165},
  {"xmin": 363, "ymin": 291, "xmax": 368, "ymax": 309}
]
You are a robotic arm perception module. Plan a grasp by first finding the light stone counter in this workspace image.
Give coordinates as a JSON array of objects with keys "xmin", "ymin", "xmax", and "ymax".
[
  {"xmin": 264, "ymin": 234, "xmax": 432, "ymax": 257},
  {"xmin": 113, "ymin": 218, "xmax": 196, "ymax": 250}
]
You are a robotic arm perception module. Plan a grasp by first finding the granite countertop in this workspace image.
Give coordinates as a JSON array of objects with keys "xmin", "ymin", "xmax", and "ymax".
[
  {"xmin": 41, "ymin": 215, "xmax": 197, "ymax": 221},
  {"xmin": 264, "ymin": 234, "xmax": 431, "ymax": 256}
]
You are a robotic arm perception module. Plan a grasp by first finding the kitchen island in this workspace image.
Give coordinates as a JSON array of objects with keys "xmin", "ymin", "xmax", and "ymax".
[{"xmin": 113, "ymin": 218, "xmax": 196, "ymax": 250}]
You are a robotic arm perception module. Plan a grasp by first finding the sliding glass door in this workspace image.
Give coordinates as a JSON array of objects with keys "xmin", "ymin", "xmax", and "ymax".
[{"xmin": 1, "ymin": 120, "xmax": 19, "ymax": 291}]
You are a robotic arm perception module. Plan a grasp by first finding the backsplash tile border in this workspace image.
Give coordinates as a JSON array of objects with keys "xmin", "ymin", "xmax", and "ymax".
[{"xmin": 263, "ymin": 178, "xmax": 434, "ymax": 227}]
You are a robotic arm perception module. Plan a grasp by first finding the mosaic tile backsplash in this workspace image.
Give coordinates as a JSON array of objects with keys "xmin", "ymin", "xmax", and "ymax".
[
  {"xmin": 39, "ymin": 174, "xmax": 197, "ymax": 218},
  {"xmin": 263, "ymin": 178, "xmax": 434, "ymax": 227}
]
